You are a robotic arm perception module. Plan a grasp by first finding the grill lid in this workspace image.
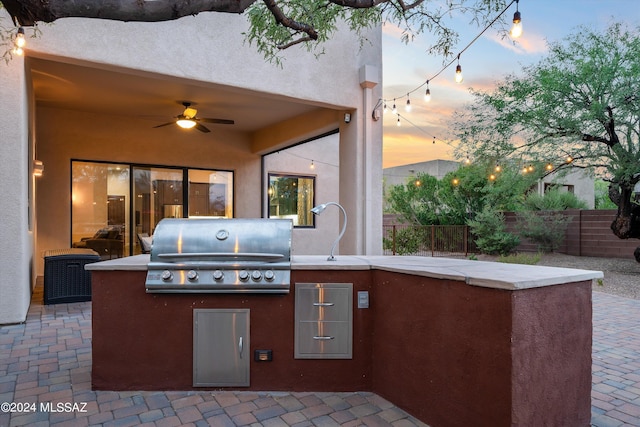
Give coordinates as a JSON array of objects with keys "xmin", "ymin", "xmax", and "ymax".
[{"xmin": 145, "ymin": 218, "xmax": 293, "ymax": 293}]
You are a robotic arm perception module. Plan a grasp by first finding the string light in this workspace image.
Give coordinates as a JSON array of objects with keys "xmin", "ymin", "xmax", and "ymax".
[
  {"xmin": 396, "ymin": 116, "xmax": 401, "ymax": 127},
  {"xmin": 510, "ymin": 0, "xmax": 522, "ymax": 38},
  {"xmin": 452, "ymin": 178, "xmax": 460, "ymax": 186},
  {"xmin": 405, "ymin": 95, "xmax": 411, "ymax": 112},
  {"xmin": 310, "ymin": 160, "xmax": 315, "ymax": 170},
  {"xmin": 494, "ymin": 164, "xmax": 502, "ymax": 172},
  {"xmin": 545, "ymin": 163, "xmax": 553, "ymax": 171},
  {"xmin": 375, "ymin": 0, "xmax": 520, "ymax": 111},
  {"xmin": 455, "ymin": 55, "xmax": 464, "ymax": 84},
  {"xmin": 13, "ymin": 27, "xmax": 25, "ymax": 56},
  {"xmin": 392, "ymin": 100, "xmax": 397, "ymax": 115}
]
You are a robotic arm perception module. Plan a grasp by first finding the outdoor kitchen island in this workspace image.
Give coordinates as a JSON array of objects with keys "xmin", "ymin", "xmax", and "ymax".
[{"xmin": 87, "ymin": 254, "xmax": 602, "ymax": 427}]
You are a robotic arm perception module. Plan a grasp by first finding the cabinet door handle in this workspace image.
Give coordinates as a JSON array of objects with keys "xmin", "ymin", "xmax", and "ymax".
[
  {"xmin": 239, "ymin": 336, "xmax": 244, "ymax": 358},
  {"xmin": 313, "ymin": 302, "xmax": 334, "ymax": 307},
  {"xmin": 313, "ymin": 336, "xmax": 335, "ymax": 340}
]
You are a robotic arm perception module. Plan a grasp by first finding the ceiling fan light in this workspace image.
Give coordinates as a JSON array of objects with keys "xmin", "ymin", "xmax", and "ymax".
[{"xmin": 176, "ymin": 118, "xmax": 196, "ymax": 129}]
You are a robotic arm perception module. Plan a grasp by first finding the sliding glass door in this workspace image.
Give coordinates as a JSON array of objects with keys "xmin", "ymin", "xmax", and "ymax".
[{"xmin": 72, "ymin": 161, "xmax": 234, "ymax": 257}]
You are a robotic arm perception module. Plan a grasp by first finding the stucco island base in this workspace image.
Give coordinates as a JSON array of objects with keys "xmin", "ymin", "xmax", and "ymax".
[{"xmin": 88, "ymin": 255, "xmax": 602, "ymax": 427}]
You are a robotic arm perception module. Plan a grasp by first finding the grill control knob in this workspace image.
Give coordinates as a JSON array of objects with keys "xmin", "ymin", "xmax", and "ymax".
[
  {"xmin": 212, "ymin": 270, "xmax": 224, "ymax": 281},
  {"xmin": 238, "ymin": 270, "xmax": 250, "ymax": 282},
  {"xmin": 161, "ymin": 270, "xmax": 173, "ymax": 282},
  {"xmin": 264, "ymin": 270, "xmax": 275, "ymax": 282},
  {"xmin": 187, "ymin": 270, "xmax": 198, "ymax": 282},
  {"xmin": 251, "ymin": 270, "xmax": 262, "ymax": 282}
]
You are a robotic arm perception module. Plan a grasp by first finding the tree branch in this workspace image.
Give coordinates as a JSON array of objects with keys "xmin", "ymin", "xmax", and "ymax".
[
  {"xmin": 262, "ymin": 0, "xmax": 318, "ymax": 44},
  {"xmin": 2, "ymin": 0, "xmax": 258, "ymax": 26}
]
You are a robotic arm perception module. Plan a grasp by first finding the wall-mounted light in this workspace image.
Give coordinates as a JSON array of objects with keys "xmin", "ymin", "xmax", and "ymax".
[
  {"xmin": 310, "ymin": 202, "xmax": 347, "ymax": 261},
  {"xmin": 344, "ymin": 113, "xmax": 351, "ymax": 123},
  {"xmin": 33, "ymin": 159, "xmax": 44, "ymax": 177}
]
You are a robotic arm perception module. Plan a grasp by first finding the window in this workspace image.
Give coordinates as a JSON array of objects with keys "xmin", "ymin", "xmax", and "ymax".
[
  {"xmin": 268, "ymin": 174, "xmax": 315, "ymax": 227},
  {"xmin": 72, "ymin": 160, "xmax": 233, "ymax": 256},
  {"xmin": 544, "ymin": 183, "xmax": 574, "ymax": 194},
  {"xmin": 188, "ymin": 169, "xmax": 233, "ymax": 218}
]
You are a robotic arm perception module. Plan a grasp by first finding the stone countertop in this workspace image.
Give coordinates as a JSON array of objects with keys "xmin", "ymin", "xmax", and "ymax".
[{"xmin": 86, "ymin": 254, "xmax": 603, "ymax": 291}]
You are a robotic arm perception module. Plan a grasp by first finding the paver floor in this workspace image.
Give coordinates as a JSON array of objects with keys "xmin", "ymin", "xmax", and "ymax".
[
  {"xmin": 0, "ymin": 286, "xmax": 427, "ymax": 427},
  {"xmin": 2, "ymin": 288, "xmax": 640, "ymax": 426}
]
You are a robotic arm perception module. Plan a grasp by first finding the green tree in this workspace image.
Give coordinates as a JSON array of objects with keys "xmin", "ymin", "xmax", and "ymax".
[
  {"xmin": 452, "ymin": 23, "xmax": 640, "ymax": 261},
  {"xmin": 1, "ymin": 0, "xmax": 511, "ymax": 63}
]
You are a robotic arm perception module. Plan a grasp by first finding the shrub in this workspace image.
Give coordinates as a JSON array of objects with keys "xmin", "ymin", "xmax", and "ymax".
[
  {"xmin": 383, "ymin": 226, "xmax": 428, "ymax": 255},
  {"xmin": 516, "ymin": 211, "xmax": 573, "ymax": 252},
  {"xmin": 523, "ymin": 189, "xmax": 587, "ymax": 211},
  {"xmin": 468, "ymin": 209, "xmax": 520, "ymax": 256}
]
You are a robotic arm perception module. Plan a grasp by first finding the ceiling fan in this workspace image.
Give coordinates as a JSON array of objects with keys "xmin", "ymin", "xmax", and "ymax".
[{"xmin": 154, "ymin": 101, "xmax": 234, "ymax": 133}]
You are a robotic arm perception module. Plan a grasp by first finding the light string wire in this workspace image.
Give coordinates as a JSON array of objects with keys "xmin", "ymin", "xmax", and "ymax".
[{"xmin": 374, "ymin": 0, "xmax": 517, "ymax": 112}]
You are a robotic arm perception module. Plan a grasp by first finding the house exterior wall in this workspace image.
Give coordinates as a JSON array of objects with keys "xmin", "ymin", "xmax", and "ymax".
[
  {"xmin": 0, "ymin": 11, "xmax": 382, "ymax": 324},
  {"xmin": 0, "ymin": 46, "xmax": 33, "ymax": 325},
  {"xmin": 262, "ymin": 133, "xmax": 342, "ymax": 256}
]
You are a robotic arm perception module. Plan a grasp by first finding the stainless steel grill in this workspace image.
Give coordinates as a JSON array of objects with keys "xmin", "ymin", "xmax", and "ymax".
[{"xmin": 145, "ymin": 218, "xmax": 292, "ymax": 294}]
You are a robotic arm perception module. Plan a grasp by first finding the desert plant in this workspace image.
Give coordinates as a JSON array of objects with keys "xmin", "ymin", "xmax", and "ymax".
[
  {"xmin": 523, "ymin": 189, "xmax": 588, "ymax": 211},
  {"xmin": 468, "ymin": 208, "xmax": 520, "ymax": 256},
  {"xmin": 383, "ymin": 226, "xmax": 428, "ymax": 255},
  {"xmin": 517, "ymin": 211, "xmax": 573, "ymax": 252}
]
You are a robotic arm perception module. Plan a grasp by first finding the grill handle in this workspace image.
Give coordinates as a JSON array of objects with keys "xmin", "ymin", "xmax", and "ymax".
[
  {"xmin": 239, "ymin": 336, "xmax": 244, "ymax": 359},
  {"xmin": 156, "ymin": 252, "xmax": 284, "ymax": 262},
  {"xmin": 313, "ymin": 302, "xmax": 334, "ymax": 307}
]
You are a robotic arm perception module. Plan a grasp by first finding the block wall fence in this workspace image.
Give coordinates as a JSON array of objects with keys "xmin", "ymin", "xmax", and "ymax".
[{"xmin": 504, "ymin": 209, "xmax": 638, "ymax": 259}]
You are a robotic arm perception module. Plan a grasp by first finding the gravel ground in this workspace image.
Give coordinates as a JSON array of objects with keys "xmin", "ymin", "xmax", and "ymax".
[{"xmin": 477, "ymin": 252, "xmax": 640, "ymax": 300}]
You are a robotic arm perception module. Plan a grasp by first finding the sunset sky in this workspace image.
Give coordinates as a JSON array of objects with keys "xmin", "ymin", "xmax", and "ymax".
[{"xmin": 382, "ymin": 0, "xmax": 640, "ymax": 168}]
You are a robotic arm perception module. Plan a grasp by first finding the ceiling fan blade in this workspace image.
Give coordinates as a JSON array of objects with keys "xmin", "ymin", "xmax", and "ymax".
[
  {"xmin": 200, "ymin": 118, "xmax": 235, "ymax": 125},
  {"xmin": 153, "ymin": 122, "xmax": 175, "ymax": 128},
  {"xmin": 195, "ymin": 122, "xmax": 211, "ymax": 133}
]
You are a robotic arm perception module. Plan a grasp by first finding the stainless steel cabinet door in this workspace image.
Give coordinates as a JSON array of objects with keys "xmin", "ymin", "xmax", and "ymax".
[{"xmin": 193, "ymin": 309, "xmax": 250, "ymax": 387}]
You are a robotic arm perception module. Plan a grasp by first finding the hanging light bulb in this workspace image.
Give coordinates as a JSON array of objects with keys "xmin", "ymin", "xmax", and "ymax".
[
  {"xmin": 396, "ymin": 116, "xmax": 401, "ymax": 127},
  {"xmin": 522, "ymin": 166, "xmax": 529, "ymax": 174},
  {"xmin": 424, "ymin": 87, "xmax": 431, "ymax": 102},
  {"xmin": 452, "ymin": 178, "xmax": 460, "ymax": 186},
  {"xmin": 15, "ymin": 27, "xmax": 26, "ymax": 48},
  {"xmin": 405, "ymin": 95, "xmax": 411, "ymax": 113},
  {"xmin": 455, "ymin": 55, "xmax": 464, "ymax": 84},
  {"xmin": 383, "ymin": 103, "xmax": 388, "ymax": 114},
  {"xmin": 545, "ymin": 163, "xmax": 554, "ymax": 171},
  {"xmin": 432, "ymin": 137, "xmax": 436, "ymax": 144},
  {"xmin": 464, "ymin": 157, "xmax": 471, "ymax": 165},
  {"xmin": 510, "ymin": 0, "xmax": 522, "ymax": 38},
  {"xmin": 495, "ymin": 164, "xmax": 502, "ymax": 172},
  {"xmin": 310, "ymin": 160, "xmax": 315, "ymax": 170},
  {"xmin": 566, "ymin": 156, "xmax": 574, "ymax": 163},
  {"xmin": 392, "ymin": 99, "xmax": 397, "ymax": 115}
]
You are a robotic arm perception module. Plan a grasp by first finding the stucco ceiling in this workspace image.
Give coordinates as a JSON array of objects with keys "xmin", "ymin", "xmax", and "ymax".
[{"xmin": 27, "ymin": 56, "xmax": 323, "ymax": 134}]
